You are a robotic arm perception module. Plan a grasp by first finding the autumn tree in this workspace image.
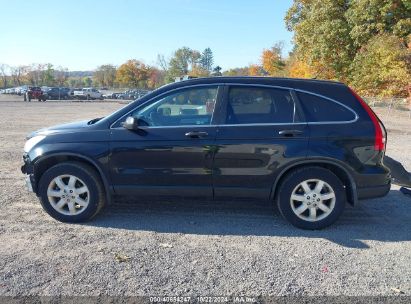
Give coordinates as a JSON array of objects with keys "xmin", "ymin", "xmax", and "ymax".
[
  {"xmin": 286, "ymin": 54, "xmax": 314, "ymax": 78},
  {"xmin": 167, "ymin": 47, "xmax": 201, "ymax": 81},
  {"xmin": 285, "ymin": 0, "xmax": 411, "ymax": 95},
  {"xmin": 24, "ymin": 64, "xmax": 42, "ymax": 86},
  {"xmin": 94, "ymin": 64, "xmax": 117, "ymax": 88},
  {"xmin": 248, "ymin": 64, "xmax": 265, "ymax": 76},
  {"xmin": 116, "ymin": 59, "xmax": 150, "ymax": 88},
  {"xmin": 350, "ymin": 34, "xmax": 411, "ymax": 97},
  {"xmin": 345, "ymin": 0, "xmax": 411, "ymax": 48},
  {"xmin": 10, "ymin": 66, "xmax": 27, "ymax": 86},
  {"xmin": 68, "ymin": 78, "xmax": 77, "ymax": 88},
  {"xmin": 261, "ymin": 42, "xmax": 286, "ymax": 76},
  {"xmin": 189, "ymin": 65, "xmax": 210, "ymax": 77},
  {"xmin": 55, "ymin": 67, "xmax": 68, "ymax": 86},
  {"xmin": 42, "ymin": 64, "xmax": 55, "ymax": 86},
  {"xmin": 83, "ymin": 77, "xmax": 92, "ymax": 87},
  {"xmin": 285, "ymin": 0, "xmax": 355, "ymax": 80},
  {"xmin": 223, "ymin": 67, "xmax": 249, "ymax": 76},
  {"xmin": 147, "ymin": 67, "xmax": 165, "ymax": 89}
]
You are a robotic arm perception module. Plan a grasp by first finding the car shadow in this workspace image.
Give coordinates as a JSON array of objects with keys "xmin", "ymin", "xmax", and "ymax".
[{"xmin": 86, "ymin": 188, "xmax": 411, "ymax": 249}]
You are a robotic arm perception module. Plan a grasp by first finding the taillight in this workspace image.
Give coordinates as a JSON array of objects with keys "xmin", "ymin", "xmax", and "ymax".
[{"xmin": 349, "ymin": 87, "xmax": 386, "ymax": 151}]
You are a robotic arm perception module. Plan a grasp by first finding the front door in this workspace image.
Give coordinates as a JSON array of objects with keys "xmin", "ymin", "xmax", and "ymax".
[
  {"xmin": 109, "ymin": 85, "xmax": 221, "ymax": 199},
  {"xmin": 213, "ymin": 85, "xmax": 309, "ymax": 200}
]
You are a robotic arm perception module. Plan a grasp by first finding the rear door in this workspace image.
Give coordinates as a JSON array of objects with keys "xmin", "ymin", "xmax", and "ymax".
[{"xmin": 213, "ymin": 85, "xmax": 309, "ymax": 200}]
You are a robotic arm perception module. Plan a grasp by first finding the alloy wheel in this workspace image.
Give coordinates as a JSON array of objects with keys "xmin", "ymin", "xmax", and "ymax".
[
  {"xmin": 47, "ymin": 174, "xmax": 90, "ymax": 216},
  {"xmin": 289, "ymin": 179, "xmax": 336, "ymax": 222}
]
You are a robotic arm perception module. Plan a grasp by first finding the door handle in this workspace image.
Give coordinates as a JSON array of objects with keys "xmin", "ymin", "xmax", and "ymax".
[
  {"xmin": 185, "ymin": 131, "xmax": 208, "ymax": 138},
  {"xmin": 278, "ymin": 129, "xmax": 304, "ymax": 137}
]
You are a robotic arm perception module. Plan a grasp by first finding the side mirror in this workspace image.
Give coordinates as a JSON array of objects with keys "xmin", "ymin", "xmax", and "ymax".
[{"xmin": 122, "ymin": 116, "xmax": 139, "ymax": 130}]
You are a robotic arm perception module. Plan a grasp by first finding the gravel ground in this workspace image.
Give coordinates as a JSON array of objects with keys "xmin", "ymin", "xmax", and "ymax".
[{"xmin": 0, "ymin": 97, "xmax": 410, "ymax": 297}]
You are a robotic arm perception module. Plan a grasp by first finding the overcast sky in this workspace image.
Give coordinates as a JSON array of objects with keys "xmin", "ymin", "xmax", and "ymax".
[{"xmin": 0, "ymin": 0, "xmax": 294, "ymax": 71}]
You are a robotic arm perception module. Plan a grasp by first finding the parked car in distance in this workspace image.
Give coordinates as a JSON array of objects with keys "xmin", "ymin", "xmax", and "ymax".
[
  {"xmin": 69, "ymin": 88, "xmax": 81, "ymax": 97},
  {"xmin": 117, "ymin": 89, "xmax": 151, "ymax": 100},
  {"xmin": 21, "ymin": 77, "xmax": 390, "ymax": 229},
  {"xmin": 16, "ymin": 86, "xmax": 28, "ymax": 95},
  {"xmin": 44, "ymin": 87, "xmax": 71, "ymax": 100},
  {"xmin": 116, "ymin": 91, "xmax": 133, "ymax": 100},
  {"xmin": 24, "ymin": 87, "xmax": 47, "ymax": 102},
  {"xmin": 73, "ymin": 88, "xmax": 103, "ymax": 100},
  {"xmin": 102, "ymin": 92, "xmax": 121, "ymax": 99}
]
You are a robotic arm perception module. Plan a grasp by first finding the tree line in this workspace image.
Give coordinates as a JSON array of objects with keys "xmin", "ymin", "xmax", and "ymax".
[
  {"xmin": 0, "ymin": 47, "xmax": 222, "ymax": 90},
  {"xmin": 0, "ymin": 63, "xmax": 94, "ymax": 89},
  {"xmin": 93, "ymin": 47, "xmax": 222, "ymax": 89}
]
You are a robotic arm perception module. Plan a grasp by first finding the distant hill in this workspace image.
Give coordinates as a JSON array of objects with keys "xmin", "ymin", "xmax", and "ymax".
[{"xmin": 67, "ymin": 71, "xmax": 94, "ymax": 77}]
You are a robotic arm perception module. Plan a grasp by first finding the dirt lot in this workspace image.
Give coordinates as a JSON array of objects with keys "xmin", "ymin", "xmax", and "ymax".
[{"xmin": 0, "ymin": 96, "xmax": 410, "ymax": 297}]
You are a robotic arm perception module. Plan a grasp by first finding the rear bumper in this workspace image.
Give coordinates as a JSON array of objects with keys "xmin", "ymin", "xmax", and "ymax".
[{"xmin": 357, "ymin": 181, "xmax": 391, "ymax": 200}]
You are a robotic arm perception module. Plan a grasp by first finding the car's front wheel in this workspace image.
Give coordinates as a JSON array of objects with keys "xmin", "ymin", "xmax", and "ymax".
[
  {"xmin": 277, "ymin": 166, "xmax": 346, "ymax": 230},
  {"xmin": 38, "ymin": 162, "xmax": 106, "ymax": 222}
]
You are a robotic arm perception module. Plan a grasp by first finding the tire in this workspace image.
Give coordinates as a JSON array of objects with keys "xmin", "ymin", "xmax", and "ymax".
[
  {"xmin": 38, "ymin": 162, "xmax": 106, "ymax": 223},
  {"xmin": 276, "ymin": 166, "xmax": 346, "ymax": 230}
]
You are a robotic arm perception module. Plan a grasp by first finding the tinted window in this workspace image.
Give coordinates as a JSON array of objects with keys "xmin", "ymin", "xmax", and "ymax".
[
  {"xmin": 297, "ymin": 92, "xmax": 356, "ymax": 122},
  {"xmin": 226, "ymin": 86, "xmax": 298, "ymax": 124},
  {"xmin": 131, "ymin": 86, "xmax": 218, "ymax": 126}
]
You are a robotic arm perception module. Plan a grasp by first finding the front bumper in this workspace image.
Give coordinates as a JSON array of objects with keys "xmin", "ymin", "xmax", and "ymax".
[
  {"xmin": 21, "ymin": 153, "xmax": 36, "ymax": 193},
  {"xmin": 24, "ymin": 174, "xmax": 34, "ymax": 192}
]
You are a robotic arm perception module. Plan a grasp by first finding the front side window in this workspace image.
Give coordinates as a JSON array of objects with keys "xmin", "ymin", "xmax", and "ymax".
[
  {"xmin": 130, "ymin": 86, "xmax": 218, "ymax": 127},
  {"xmin": 225, "ymin": 86, "xmax": 299, "ymax": 124}
]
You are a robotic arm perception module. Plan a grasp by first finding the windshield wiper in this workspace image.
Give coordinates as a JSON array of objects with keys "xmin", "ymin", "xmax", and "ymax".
[{"xmin": 87, "ymin": 117, "xmax": 103, "ymax": 125}]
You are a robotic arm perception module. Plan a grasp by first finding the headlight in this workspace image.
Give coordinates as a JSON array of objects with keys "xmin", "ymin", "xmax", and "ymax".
[{"xmin": 24, "ymin": 135, "xmax": 46, "ymax": 152}]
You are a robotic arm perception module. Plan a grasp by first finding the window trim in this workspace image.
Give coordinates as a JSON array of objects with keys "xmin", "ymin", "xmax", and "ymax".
[
  {"xmin": 110, "ymin": 84, "xmax": 223, "ymax": 129},
  {"xmin": 294, "ymin": 90, "xmax": 359, "ymax": 124},
  {"xmin": 110, "ymin": 83, "xmax": 358, "ymax": 129},
  {"xmin": 222, "ymin": 84, "xmax": 304, "ymax": 126}
]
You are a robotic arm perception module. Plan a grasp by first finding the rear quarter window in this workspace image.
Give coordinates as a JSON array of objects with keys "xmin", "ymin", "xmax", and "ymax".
[{"xmin": 297, "ymin": 92, "xmax": 356, "ymax": 122}]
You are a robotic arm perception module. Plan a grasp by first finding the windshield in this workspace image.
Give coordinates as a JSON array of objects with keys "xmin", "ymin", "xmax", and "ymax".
[{"xmin": 100, "ymin": 89, "xmax": 159, "ymax": 125}]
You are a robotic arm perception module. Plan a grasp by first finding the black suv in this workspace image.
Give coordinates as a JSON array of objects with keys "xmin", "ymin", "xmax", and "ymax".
[{"xmin": 21, "ymin": 77, "xmax": 390, "ymax": 229}]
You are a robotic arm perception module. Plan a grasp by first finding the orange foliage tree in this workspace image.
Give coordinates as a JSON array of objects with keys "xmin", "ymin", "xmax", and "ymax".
[
  {"xmin": 261, "ymin": 44, "xmax": 285, "ymax": 76},
  {"xmin": 116, "ymin": 59, "xmax": 150, "ymax": 88},
  {"xmin": 248, "ymin": 64, "xmax": 264, "ymax": 76}
]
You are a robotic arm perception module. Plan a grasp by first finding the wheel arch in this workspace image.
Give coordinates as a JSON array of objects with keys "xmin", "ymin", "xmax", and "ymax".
[
  {"xmin": 270, "ymin": 159, "xmax": 358, "ymax": 206},
  {"xmin": 33, "ymin": 153, "xmax": 112, "ymax": 204}
]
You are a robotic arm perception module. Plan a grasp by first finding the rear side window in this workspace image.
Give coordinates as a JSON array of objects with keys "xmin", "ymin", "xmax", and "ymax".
[
  {"xmin": 297, "ymin": 92, "xmax": 356, "ymax": 122},
  {"xmin": 226, "ymin": 86, "xmax": 299, "ymax": 124}
]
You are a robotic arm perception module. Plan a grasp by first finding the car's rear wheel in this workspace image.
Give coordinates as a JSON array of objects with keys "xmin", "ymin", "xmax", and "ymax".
[
  {"xmin": 38, "ymin": 162, "xmax": 105, "ymax": 222},
  {"xmin": 276, "ymin": 166, "xmax": 345, "ymax": 230}
]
